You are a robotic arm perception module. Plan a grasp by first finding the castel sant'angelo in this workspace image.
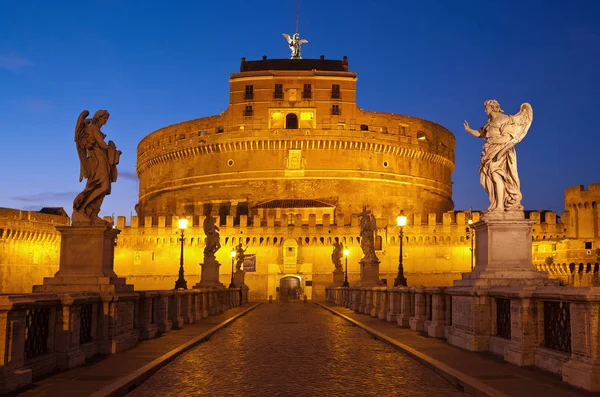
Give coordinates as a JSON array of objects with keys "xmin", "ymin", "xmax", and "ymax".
[{"xmin": 1, "ymin": 39, "xmax": 599, "ymax": 298}]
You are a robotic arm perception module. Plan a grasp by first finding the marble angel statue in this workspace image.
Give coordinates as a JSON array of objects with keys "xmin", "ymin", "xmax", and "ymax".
[
  {"xmin": 464, "ymin": 100, "xmax": 533, "ymax": 213},
  {"xmin": 282, "ymin": 32, "xmax": 308, "ymax": 59},
  {"xmin": 72, "ymin": 110, "xmax": 121, "ymax": 225},
  {"xmin": 203, "ymin": 214, "xmax": 221, "ymax": 259},
  {"xmin": 357, "ymin": 206, "xmax": 377, "ymax": 260},
  {"xmin": 331, "ymin": 241, "xmax": 344, "ymax": 271}
]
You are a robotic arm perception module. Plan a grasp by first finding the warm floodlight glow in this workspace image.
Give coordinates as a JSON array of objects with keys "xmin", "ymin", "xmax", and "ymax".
[
  {"xmin": 397, "ymin": 211, "xmax": 407, "ymax": 227},
  {"xmin": 178, "ymin": 218, "xmax": 188, "ymax": 230},
  {"xmin": 343, "ymin": 248, "xmax": 349, "ymax": 257},
  {"xmin": 230, "ymin": 250, "xmax": 236, "ymax": 257},
  {"xmin": 468, "ymin": 219, "xmax": 473, "ymax": 225}
]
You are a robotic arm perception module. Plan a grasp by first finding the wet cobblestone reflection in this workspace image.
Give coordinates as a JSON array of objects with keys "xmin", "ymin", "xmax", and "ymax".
[{"xmin": 128, "ymin": 302, "xmax": 465, "ymax": 397}]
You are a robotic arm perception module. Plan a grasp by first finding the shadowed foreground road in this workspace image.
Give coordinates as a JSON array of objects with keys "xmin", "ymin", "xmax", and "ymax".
[{"xmin": 127, "ymin": 302, "xmax": 464, "ymax": 397}]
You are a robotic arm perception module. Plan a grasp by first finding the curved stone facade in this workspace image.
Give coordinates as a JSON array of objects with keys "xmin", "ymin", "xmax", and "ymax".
[{"xmin": 136, "ymin": 57, "xmax": 455, "ymax": 221}]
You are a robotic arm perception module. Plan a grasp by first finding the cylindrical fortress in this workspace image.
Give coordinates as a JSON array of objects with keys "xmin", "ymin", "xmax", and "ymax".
[{"xmin": 136, "ymin": 57, "xmax": 455, "ymax": 220}]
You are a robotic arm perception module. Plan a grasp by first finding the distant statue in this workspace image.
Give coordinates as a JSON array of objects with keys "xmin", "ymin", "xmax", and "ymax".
[
  {"xmin": 331, "ymin": 241, "xmax": 344, "ymax": 271},
  {"xmin": 464, "ymin": 100, "xmax": 533, "ymax": 213},
  {"xmin": 357, "ymin": 206, "xmax": 377, "ymax": 260},
  {"xmin": 203, "ymin": 215, "xmax": 221, "ymax": 259},
  {"xmin": 282, "ymin": 32, "xmax": 308, "ymax": 59},
  {"xmin": 235, "ymin": 243, "xmax": 246, "ymax": 272},
  {"xmin": 73, "ymin": 110, "xmax": 121, "ymax": 225}
]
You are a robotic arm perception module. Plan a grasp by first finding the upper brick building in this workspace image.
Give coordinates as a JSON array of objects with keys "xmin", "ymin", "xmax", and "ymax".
[{"xmin": 135, "ymin": 56, "xmax": 455, "ymax": 224}]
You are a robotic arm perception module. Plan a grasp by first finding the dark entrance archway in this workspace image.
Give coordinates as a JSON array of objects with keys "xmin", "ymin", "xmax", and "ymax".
[
  {"xmin": 286, "ymin": 113, "xmax": 298, "ymax": 129},
  {"xmin": 279, "ymin": 276, "xmax": 301, "ymax": 300}
]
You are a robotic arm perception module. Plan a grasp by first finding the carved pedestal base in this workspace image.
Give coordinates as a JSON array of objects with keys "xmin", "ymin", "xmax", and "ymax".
[
  {"xmin": 33, "ymin": 226, "xmax": 133, "ymax": 293},
  {"xmin": 194, "ymin": 258, "xmax": 224, "ymax": 289},
  {"xmin": 233, "ymin": 270, "xmax": 246, "ymax": 288},
  {"xmin": 353, "ymin": 257, "xmax": 382, "ymax": 287},
  {"xmin": 329, "ymin": 269, "xmax": 344, "ymax": 287}
]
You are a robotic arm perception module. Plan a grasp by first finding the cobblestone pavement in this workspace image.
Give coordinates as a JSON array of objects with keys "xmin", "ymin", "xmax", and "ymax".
[{"xmin": 127, "ymin": 302, "xmax": 465, "ymax": 397}]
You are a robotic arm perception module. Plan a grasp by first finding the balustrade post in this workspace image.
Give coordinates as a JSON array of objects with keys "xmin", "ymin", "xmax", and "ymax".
[
  {"xmin": 169, "ymin": 291, "xmax": 184, "ymax": 329},
  {"xmin": 397, "ymin": 287, "xmax": 411, "ymax": 328},
  {"xmin": 409, "ymin": 287, "xmax": 427, "ymax": 332},
  {"xmin": 181, "ymin": 291, "xmax": 194, "ymax": 324},
  {"xmin": 0, "ymin": 297, "xmax": 33, "ymax": 393},
  {"xmin": 386, "ymin": 288, "xmax": 400, "ymax": 323},
  {"xmin": 424, "ymin": 287, "xmax": 447, "ymax": 338},
  {"xmin": 137, "ymin": 291, "xmax": 158, "ymax": 340},
  {"xmin": 53, "ymin": 294, "xmax": 86, "ymax": 369},
  {"xmin": 155, "ymin": 291, "xmax": 173, "ymax": 334}
]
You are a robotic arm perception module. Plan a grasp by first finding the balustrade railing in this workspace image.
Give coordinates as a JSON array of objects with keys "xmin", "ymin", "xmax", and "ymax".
[
  {"xmin": 325, "ymin": 284, "xmax": 600, "ymax": 391},
  {"xmin": 0, "ymin": 287, "xmax": 246, "ymax": 394},
  {"xmin": 543, "ymin": 301, "xmax": 571, "ymax": 353}
]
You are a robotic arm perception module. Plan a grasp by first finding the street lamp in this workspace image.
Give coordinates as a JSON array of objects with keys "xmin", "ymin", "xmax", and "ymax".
[
  {"xmin": 342, "ymin": 248, "xmax": 350, "ymax": 287},
  {"xmin": 229, "ymin": 249, "xmax": 236, "ymax": 288},
  {"xmin": 467, "ymin": 218, "xmax": 474, "ymax": 271},
  {"xmin": 174, "ymin": 218, "xmax": 188, "ymax": 289},
  {"xmin": 394, "ymin": 210, "xmax": 408, "ymax": 287}
]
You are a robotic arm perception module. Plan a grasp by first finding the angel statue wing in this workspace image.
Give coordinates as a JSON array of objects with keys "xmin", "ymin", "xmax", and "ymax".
[
  {"xmin": 298, "ymin": 39, "xmax": 308, "ymax": 44},
  {"xmin": 511, "ymin": 103, "xmax": 533, "ymax": 144},
  {"xmin": 282, "ymin": 33, "xmax": 292, "ymax": 44},
  {"xmin": 74, "ymin": 110, "xmax": 90, "ymax": 182}
]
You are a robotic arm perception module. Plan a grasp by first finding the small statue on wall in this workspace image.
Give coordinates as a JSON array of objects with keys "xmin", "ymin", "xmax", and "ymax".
[
  {"xmin": 203, "ymin": 215, "xmax": 221, "ymax": 260},
  {"xmin": 357, "ymin": 206, "xmax": 377, "ymax": 260},
  {"xmin": 73, "ymin": 110, "xmax": 121, "ymax": 225},
  {"xmin": 282, "ymin": 32, "xmax": 308, "ymax": 59},
  {"xmin": 235, "ymin": 243, "xmax": 246, "ymax": 271},
  {"xmin": 331, "ymin": 240, "xmax": 344, "ymax": 271},
  {"xmin": 464, "ymin": 100, "xmax": 533, "ymax": 213}
]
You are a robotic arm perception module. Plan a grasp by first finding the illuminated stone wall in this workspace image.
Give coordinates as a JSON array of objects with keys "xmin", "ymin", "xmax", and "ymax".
[{"xmin": 0, "ymin": 208, "xmax": 67, "ymax": 293}]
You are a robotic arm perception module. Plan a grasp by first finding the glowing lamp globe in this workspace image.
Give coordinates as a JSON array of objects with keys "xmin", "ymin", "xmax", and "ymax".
[
  {"xmin": 178, "ymin": 218, "xmax": 188, "ymax": 230},
  {"xmin": 396, "ymin": 211, "xmax": 407, "ymax": 227}
]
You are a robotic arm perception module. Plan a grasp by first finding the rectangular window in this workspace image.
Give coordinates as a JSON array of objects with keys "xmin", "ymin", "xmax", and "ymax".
[
  {"xmin": 303, "ymin": 84, "xmax": 312, "ymax": 99},
  {"xmin": 331, "ymin": 104, "xmax": 340, "ymax": 115},
  {"xmin": 585, "ymin": 241, "xmax": 593, "ymax": 250},
  {"xmin": 331, "ymin": 84, "xmax": 340, "ymax": 99},
  {"xmin": 245, "ymin": 85, "xmax": 254, "ymax": 100},
  {"xmin": 274, "ymin": 84, "xmax": 283, "ymax": 99},
  {"xmin": 243, "ymin": 105, "xmax": 253, "ymax": 117}
]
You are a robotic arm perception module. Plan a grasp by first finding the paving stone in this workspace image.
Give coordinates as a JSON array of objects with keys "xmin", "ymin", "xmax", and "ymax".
[{"xmin": 128, "ymin": 302, "xmax": 464, "ymax": 397}]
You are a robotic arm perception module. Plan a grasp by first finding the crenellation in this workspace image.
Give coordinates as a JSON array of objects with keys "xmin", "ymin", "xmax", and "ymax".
[
  {"xmin": 442, "ymin": 212, "xmax": 453, "ymax": 226},
  {"xmin": 158, "ymin": 216, "xmax": 166, "ymax": 228},
  {"xmin": 308, "ymin": 214, "xmax": 316, "ymax": 228},
  {"xmin": 323, "ymin": 213, "xmax": 331, "ymax": 228},
  {"xmin": 117, "ymin": 216, "xmax": 126, "ymax": 229},
  {"xmin": 145, "ymin": 216, "xmax": 153, "ymax": 228},
  {"xmin": 428, "ymin": 213, "xmax": 436, "ymax": 226},
  {"xmin": 528, "ymin": 211, "xmax": 541, "ymax": 224},
  {"xmin": 240, "ymin": 214, "xmax": 248, "ymax": 228},
  {"xmin": 131, "ymin": 216, "xmax": 139, "ymax": 228}
]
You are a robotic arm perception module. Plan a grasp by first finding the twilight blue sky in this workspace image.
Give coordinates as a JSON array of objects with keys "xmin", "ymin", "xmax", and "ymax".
[{"xmin": 1, "ymin": 0, "xmax": 599, "ymax": 219}]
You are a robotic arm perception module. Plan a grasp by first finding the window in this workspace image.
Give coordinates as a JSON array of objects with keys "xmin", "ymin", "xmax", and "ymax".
[
  {"xmin": 331, "ymin": 84, "xmax": 340, "ymax": 99},
  {"xmin": 245, "ymin": 85, "xmax": 254, "ymax": 100},
  {"xmin": 303, "ymin": 84, "xmax": 312, "ymax": 99},
  {"xmin": 585, "ymin": 241, "xmax": 593, "ymax": 250},
  {"xmin": 286, "ymin": 113, "xmax": 298, "ymax": 129},
  {"xmin": 360, "ymin": 124, "xmax": 369, "ymax": 131},
  {"xmin": 216, "ymin": 126, "xmax": 224, "ymax": 133},
  {"xmin": 243, "ymin": 105, "xmax": 253, "ymax": 117},
  {"xmin": 274, "ymin": 84, "xmax": 283, "ymax": 99},
  {"xmin": 331, "ymin": 105, "xmax": 340, "ymax": 115}
]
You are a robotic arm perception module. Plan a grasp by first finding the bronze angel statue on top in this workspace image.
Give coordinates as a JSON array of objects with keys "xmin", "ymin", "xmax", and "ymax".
[
  {"xmin": 72, "ymin": 110, "xmax": 121, "ymax": 225},
  {"xmin": 464, "ymin": 100, "xmax": 533, "ymax": 213},
  {"xmin": 282, "ymin": 32, "xmax": 308, "ymax": 59}
]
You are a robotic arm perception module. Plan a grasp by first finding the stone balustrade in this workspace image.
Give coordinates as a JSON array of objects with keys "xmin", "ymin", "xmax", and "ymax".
[
  {"xmin": 326, "ymin": 285, "xmax": 600, "ymax": 392},
  {"xmin": 0, "ymin": 287, "xmax": 247, "ymax": 393}
]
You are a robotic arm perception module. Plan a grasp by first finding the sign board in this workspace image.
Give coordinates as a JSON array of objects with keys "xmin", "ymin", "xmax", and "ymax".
[{"xmin": 243, "ymin": 254, "xmax": 256, "ymax": 272}]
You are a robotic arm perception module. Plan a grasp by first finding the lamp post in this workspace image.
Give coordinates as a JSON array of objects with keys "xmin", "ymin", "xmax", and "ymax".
[
  {"xmin": 467, "ymin": 219, "xmax": 474, "ymax": 271},
  {"xmin": 174, "ymin": 218, "xmax": 188, "ymax": 290},
  {"xmin": 394, "ymin": 210, "xmax": 408, "ymax": 287},
  {"xmin": 342, "ymin": 248, "xmax": 350, "ymax": 287},
  {"xmin": 229, "ymin": 249, "xmax": 236, "ymax": 288}
]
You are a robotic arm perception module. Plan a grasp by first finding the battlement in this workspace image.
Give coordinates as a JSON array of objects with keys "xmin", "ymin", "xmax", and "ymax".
[{"xmin": 565, "ymin": 183, "xmax": 600, "ymax": 207}]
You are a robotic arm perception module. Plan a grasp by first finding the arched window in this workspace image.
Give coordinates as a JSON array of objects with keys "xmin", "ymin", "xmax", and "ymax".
[{"xmin": 286, "ymin": 113, "xmax": 298, "ymax": 129}]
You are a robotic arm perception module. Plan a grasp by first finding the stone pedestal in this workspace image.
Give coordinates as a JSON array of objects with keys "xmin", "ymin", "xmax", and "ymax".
[
  {"xmin": 453, "ymin": 212, "xmax": 557, "ymax": 288},
  {"xmin": 353, "ymin": 257, "xmax": 382, "ymax": 287},
  {"xmin": 233, "ymin": 270, "xmax": 246, "ymax": 287},
  {"xmin": 194, "ymin": 258, "xmax": 225, "ymax": 289},
  {"xmin": 448, "ymin": 211, "xmax": 558, "ymax": 352},
  {"xmin": 33, "ymin": 226, "xmax": 133, "ymax": 293},
  {"xmin": 329, "ymin": 269, "xmax": 344, "ymax": 287}
]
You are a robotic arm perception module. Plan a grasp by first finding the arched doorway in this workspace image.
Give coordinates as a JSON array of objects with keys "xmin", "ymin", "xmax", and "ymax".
[
  {"xmin": 279, "ymin": 276, "xmax": 301, "ymax": 300},
  {"xmin": 286, "ymin": 113, "xmax": 298, "ymax": 129}
]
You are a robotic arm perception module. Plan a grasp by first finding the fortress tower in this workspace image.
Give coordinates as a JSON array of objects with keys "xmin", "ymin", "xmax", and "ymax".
[{"xmin": 135, "ymin": 56, "xmax": 456, "ymax": 222}]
